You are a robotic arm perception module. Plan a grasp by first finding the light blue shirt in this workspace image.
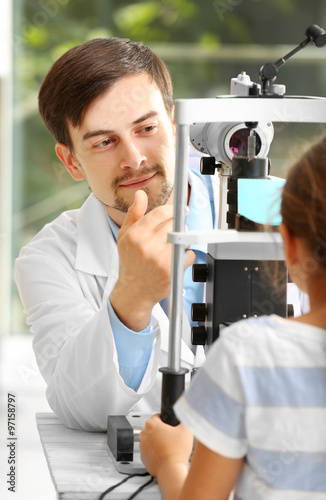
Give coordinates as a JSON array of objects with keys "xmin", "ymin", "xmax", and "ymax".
[{"xmin": 107, "ymin": 165, "xmax": 215, "ymax": 390}]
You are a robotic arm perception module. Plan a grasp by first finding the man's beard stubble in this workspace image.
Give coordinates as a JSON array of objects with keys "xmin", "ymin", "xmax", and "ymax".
[
  {"xmin": 99, "ymin": 164, "xmax": 173, "ymax": 214},
  {"xmin": 73, "ymin": 150, "xmax": 173, "ymax": 214}
]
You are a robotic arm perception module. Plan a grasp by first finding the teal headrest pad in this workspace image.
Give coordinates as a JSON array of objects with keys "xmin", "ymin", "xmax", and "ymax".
[{"xmin": 237, "ymin": 178, "xmax": 285, "ymax": 225}]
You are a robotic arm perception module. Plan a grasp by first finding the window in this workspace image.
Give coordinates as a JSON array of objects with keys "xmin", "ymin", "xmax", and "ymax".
[{"xmin": 6, "ymin": 0, "xmax": 326, "ymax": 334}]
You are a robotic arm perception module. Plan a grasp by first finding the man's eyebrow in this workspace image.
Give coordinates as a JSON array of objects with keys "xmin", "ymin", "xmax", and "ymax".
[
  {"xmin": 131, "ymin": 110, "xmax": 158, "ymax": 126},
  {"xmin": 82, "ymin": 111, "xmax": 159, "ymax": 143},
  {"xmin": 82, "ymin": 129, "xmax": 114, "ymax": 142}
]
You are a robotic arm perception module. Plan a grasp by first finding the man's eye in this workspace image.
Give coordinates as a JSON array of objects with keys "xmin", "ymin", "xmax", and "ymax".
[
  {"xmin": 142, "ymin": 125, "xmax": 156, "ymax": 133},
  {"xmin": 96, "ymin": 138, "xmax": 113, "ymax": 148}
]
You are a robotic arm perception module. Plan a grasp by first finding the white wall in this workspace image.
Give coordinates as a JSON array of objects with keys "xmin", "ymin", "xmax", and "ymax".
[{"xmin": 0, "ymin": 0, "xmax": 13, "ymax": 336}]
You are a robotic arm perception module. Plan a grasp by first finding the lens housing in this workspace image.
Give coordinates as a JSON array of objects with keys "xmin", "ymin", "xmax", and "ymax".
[{"xmin": 190, "ymin": 121, "xmax": 274, "ymax": 166}]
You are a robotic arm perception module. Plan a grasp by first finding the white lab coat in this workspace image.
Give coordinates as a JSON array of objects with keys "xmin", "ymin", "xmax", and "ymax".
[
  {"xmin": 15, "ymin": 192, "xmax": 205, "ymax": 431},
  {"xmin": 15, "ymin": 159, "xmax": 305, "ymax": 432}
]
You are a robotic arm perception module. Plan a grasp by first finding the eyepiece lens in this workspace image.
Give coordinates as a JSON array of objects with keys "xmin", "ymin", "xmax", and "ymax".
[{"xmin": 229, "ymin": 129, "xmax": 261, "ymax": 157}]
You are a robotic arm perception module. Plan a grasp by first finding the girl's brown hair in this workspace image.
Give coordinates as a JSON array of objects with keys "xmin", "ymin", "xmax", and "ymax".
[
  {"xmin": 281, "ymin": 134, "xmax": 326, "ymax": 268},
  {"xmin": 38, "ymin": 38, "xmax": 173, "ymax": 150}
]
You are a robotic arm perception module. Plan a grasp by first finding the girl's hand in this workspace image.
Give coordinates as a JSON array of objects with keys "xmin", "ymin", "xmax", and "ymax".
[{"xmin": 139, "ymin": 413, "xmax": 193, "ymax": 478}]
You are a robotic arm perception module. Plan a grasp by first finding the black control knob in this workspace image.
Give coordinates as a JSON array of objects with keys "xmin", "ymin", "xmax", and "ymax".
[
  {"xmin": 192, "ymin": 264, "xmax": 208, "ymax": 282},
  {"xmin": 191, "ymin": 326, "xmax": 207, "ymax": 346},
  {"xmin": 200, "ymin": 156, "xmax": 216, "ymax": 175},
  {"xmin": 287, "ymin": 304, "xmax": 294, "ymax": 317},
  {"xmin": 191, "ymin": 303, "xmax": 207, "ymax": 322}
]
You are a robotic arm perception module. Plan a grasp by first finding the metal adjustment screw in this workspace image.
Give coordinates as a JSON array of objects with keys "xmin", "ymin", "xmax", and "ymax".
[
  {"xmin": 243, "ymin": 267, "xmax": 248, "ymax": 272},
  {"xmin": 254, "ymin": 267, "xmax": 259, "ymax": 271},
  {"xmin": 242, "ymin": 314, "xmax": 247, "ymax": 319}
]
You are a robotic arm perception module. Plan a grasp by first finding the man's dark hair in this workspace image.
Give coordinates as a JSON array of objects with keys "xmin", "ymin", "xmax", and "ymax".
[{"xmin": 38, "ymin": 38, "xmax": 174, "ymax": 149}]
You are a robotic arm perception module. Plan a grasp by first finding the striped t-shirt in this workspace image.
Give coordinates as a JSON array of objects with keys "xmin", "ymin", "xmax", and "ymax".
[{"xmin": 174, "ymin": 314, "xmax": 326, "ymax": 499}]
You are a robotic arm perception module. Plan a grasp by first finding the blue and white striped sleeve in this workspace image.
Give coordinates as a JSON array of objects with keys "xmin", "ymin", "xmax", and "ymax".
[{"xmin": 174, "ymin": 328, "xmax": 247, "ymax": 458}]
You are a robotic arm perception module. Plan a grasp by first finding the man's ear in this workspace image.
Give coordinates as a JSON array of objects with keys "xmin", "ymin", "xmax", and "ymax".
[
  {"xmin": 170, "ymin": 105, "xmax": 176, "ymax": 145},
  {"xmin": 279, "ymin": 223, "xmax": 299, "ymax": 268},
  {"xmin": 170, "ymin": 104, "xmax": 175, "ymax": 121},
  {"xmin": 55, "ymin": 143, "xmax": 86, "ymax": 181}
]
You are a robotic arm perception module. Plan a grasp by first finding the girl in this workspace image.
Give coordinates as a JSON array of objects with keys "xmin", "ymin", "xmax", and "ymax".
[{"xmin": 140, "ymin": 135, "xmax": 326, "ymax": 499}]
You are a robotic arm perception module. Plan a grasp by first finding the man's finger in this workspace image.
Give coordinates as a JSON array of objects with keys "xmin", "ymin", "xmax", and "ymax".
[
  {"xmin": 118, "ymin": 190, "xmax": 148, "ymax": 239},
  {"xmin": 184, "ymin": 249, "xmax": 196, "ymax": 270}
]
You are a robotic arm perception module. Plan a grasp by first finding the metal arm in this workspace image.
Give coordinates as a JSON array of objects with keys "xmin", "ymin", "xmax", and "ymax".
[{"xmin": 260, "ymin": 24, "xmax": 326, "ymax": 93}]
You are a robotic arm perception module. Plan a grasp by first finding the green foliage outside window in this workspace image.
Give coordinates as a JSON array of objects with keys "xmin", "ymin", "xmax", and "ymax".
[
  {"xmin": 12, "ymin": 0, "xmax": 326, "ymax": 296},
  {"xmin": 10, "ymin": 0, "xmax": 326, "ymax": 332}
]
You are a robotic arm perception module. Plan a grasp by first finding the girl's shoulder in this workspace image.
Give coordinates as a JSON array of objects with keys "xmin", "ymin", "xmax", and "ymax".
[{"xmin": 214, "ymin": 314, "xmax": 326, "ymax": 367}]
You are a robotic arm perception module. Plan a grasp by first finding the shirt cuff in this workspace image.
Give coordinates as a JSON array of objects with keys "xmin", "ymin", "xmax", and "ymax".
[{"xmin": 107, "ymin": 298, "xmax": 156, "ymax": 368}]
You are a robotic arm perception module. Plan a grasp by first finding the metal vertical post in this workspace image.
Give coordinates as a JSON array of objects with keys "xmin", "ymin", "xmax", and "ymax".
[
  {"xmin": 167, "ymin": 123, "xmax": 190, "ymax": 370},
  {"xmin": 160, "ymin": 122, "xmax": 190, "ymax": 425}
]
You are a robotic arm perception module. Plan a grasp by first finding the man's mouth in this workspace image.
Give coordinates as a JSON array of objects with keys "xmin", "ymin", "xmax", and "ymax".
[{"xmin": 120, "ymin": 173, "xmax": 156, "ymax": 188}]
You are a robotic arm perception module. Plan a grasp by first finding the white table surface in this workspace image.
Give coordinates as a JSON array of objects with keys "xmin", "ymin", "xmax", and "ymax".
[{"xmin": 36, "ymin": 412, "xmax": 160, "ymax": 500}]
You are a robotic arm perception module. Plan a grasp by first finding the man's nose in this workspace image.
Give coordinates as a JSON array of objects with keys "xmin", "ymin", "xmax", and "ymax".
[{"xmin": 119, "ymin": 140, "xmax": 147, "ymax": 170}]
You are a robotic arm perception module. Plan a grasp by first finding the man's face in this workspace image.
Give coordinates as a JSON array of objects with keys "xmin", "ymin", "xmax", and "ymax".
[{"xmin": 58, "ymin": 73, "xmax": 176, "ymax": 225}]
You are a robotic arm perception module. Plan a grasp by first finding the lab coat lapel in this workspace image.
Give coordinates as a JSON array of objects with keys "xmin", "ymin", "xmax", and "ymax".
[{"xmin": 75, "ymin": 193, "xmax": 119, "ymax": 280}]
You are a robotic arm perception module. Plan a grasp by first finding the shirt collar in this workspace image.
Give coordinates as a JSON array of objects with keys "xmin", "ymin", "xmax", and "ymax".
[
  {"xmin": 186, "ymin": 169, "xmax": 214, "ymax": 253},
  {"xmin": 106, "ymin": 213, "xmax": 119, "ymax": 242}
]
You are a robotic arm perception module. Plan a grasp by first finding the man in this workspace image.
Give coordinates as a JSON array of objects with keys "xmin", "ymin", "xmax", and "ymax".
[{"xmin": 15, "ymin": 38, "xmax": 219, "ymax": 431}]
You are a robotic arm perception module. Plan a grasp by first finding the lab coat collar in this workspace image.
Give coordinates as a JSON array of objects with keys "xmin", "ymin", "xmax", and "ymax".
[{"xmin": 75, "ymin": 193, "xmax": 119, "ymax": 277}]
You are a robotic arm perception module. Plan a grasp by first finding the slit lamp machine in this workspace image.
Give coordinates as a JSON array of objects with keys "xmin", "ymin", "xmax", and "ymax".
[{"xmin": 107, "ymin": 24, "xmax": 326, "ymax": 474}]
